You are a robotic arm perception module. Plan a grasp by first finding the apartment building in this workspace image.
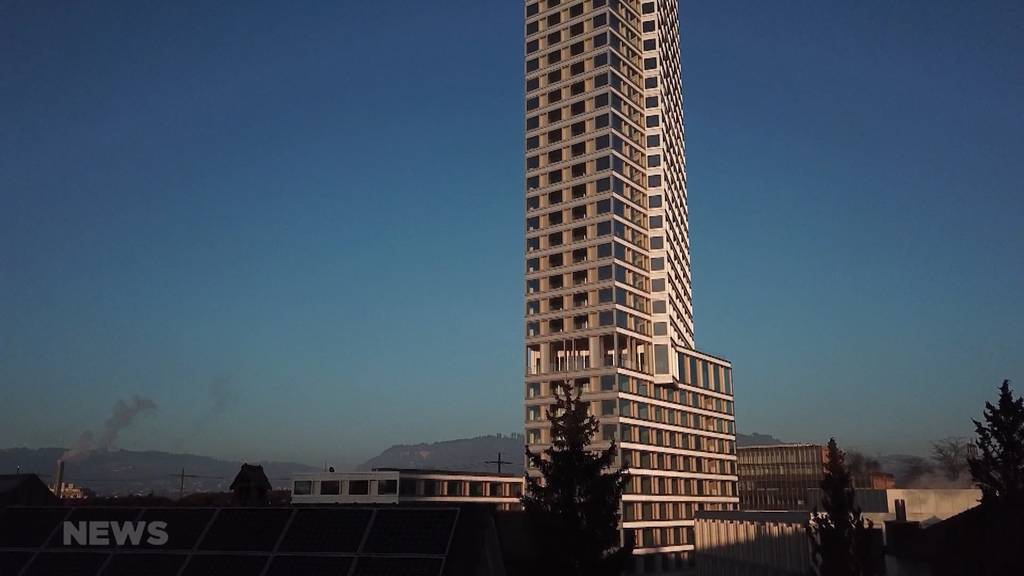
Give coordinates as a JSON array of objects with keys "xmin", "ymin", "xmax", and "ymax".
[{"xmin": 523, "ymin": 0, "xmax": 739, "ymax": 571}]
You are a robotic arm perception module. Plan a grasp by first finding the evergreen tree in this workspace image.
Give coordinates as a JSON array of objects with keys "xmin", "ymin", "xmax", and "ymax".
[
  {"xmin": 953, "ymin": 379, "xmax": 1024, "ymax": 574},
  {"xmin": 807, "ymin": 438, "xmax": 878, "ymax": 576},
  {"xmin": 523, "ymin": 380, "xmax": 631, "ymax": 576},
  {"xmin": 968, "ymin": 379, "xmax": 1024, "ymax": 507}
]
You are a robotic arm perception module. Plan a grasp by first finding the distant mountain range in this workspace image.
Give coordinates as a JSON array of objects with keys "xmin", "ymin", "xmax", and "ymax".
[
  {"xmin": 735, "ymin": 432, "xmax": 784, "ymax": 447},
  {"xmin": 359, "ymin": 434, "xmax": 527, "ymax": 474},
  {"xmin": 0, "ymin": 447, "xmax": 317, "ymax": 496},
  {"xmin": 0, "ymin": 432, "xmax": 792, "ymax": 496},
  {"xmin": 359, "ymin": 432, "xmax": 787, "ymax": 475}
]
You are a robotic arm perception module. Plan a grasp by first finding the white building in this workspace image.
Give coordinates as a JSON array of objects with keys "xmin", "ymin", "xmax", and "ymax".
[
  {"xmin": 290, "ymin": 469, "xmax": 523, "ymax": 511},
  {"xmin": 809, "ymin": 488, "xmax": 982, "ymax": 527}
]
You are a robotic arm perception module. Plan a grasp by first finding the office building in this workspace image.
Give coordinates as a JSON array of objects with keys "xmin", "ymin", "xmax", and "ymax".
[
  {"xmin": 738, "ymin": 444, "xmax": 901, "ymax": 511},
  {"xmin": 737, "ymin": 444, "xmax": 828, "ymax": 511},
  {"xmin": 523, "ymin": 0, "xmax": 739, "ymax": 569}
]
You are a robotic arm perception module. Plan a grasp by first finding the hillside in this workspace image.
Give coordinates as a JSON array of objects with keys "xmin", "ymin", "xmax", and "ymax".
[
  {"xmin": 0, "ymin": 447, "xmax": 317, "ymax": 496},
  {"xmin": 360, "ymin": 432, "xmax": 786, "ymax": 475},
  {"xmin": 735, "ymin": 432, "xmax": 785, "ymax": 446},
  {"xmin": 1, "ymin": 431, "xmax": 791, "ymax": 496},
  {"xmin": 360, "ymin": 434, "xmax": 526, "ymax": 474}
]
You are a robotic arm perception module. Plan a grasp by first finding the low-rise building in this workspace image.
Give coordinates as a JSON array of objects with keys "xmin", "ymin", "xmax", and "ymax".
[
  {"xmin": 696, "ymin": 489, "xmax": 983, "ymax": 576},
  {"xmin": 54, "ymin": 482, "xmax": 92, "ymax": 500},
  {"xmin": 738, "ymin": 444, "xmax": 900, "ymax": 511},
  {"xmin": 737, "ymin": 444, "xmax": 827, "ymax": 510},
  {"xmin": 808, "ymin": 488, "xmax": 981, "ymax": 526},
  {"xmin": 290, "ymin": 469, "xmax": 524, "ymax": 510}
]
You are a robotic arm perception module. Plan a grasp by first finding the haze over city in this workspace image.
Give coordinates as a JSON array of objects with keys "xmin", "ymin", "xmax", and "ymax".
[{"xmin": 2, "ymin": 0, "xmax": 1022, "ymax": 467}]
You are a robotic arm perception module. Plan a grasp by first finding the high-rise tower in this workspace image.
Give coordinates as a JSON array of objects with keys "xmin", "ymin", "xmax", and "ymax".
[{"xmin": 523, "ymin": 0, "xmax": 739, "ymax": 571}]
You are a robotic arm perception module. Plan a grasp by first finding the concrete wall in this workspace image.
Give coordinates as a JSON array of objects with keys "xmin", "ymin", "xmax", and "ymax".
[
  {"xmin": 881, "ymin": 489, "xmax": 980, "ymax": 524},
  {"xmin": 808, "ymin": 488, "xmax": 981, "ymax": 526},
  {"xmin": 695, "ymin": 511, "xmax": 812, "ymax": 576}
]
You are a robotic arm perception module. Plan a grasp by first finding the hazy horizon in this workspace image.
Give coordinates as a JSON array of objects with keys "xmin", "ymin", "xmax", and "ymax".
[{"xmin": 2, "ymin": 0, "xmax": 1022, "ymax": 465}]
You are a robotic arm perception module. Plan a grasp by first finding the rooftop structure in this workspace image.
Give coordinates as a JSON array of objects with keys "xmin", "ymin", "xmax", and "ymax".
[{"xmin": 0, "ymin": 474, "xmax": 59, "ymax": 508}]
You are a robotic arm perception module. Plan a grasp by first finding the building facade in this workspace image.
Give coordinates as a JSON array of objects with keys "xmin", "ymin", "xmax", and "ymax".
[
  {"xmin": 737, "ymin": 444, "xmax": 828, "ymax": 511},
  {"xmin": 807, "ymin": 488, "xmax": 982, "ymax": 526},
  {"xmin": 738, "ymin": 444, "xmax": 900, "ymax": 511},
  {"xmin": 290, "ymin": 469, "xmax": 523, "ymax": 511},
  {"xmin": 523, "ymin": 0, "xmax": 739, "ymax": 570},
  {"xmin": 694, "ymin": 510, "xmax": 812, "ymax": 576},
  {"xmin": 696, "ymin": 491, "xmax": 984, "ymax": 576}
]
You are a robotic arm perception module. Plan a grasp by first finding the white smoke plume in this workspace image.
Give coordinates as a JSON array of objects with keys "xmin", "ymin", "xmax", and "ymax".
[{"xmin": 62, "ymin": 395, "xmax": 158, "ymax": 460}]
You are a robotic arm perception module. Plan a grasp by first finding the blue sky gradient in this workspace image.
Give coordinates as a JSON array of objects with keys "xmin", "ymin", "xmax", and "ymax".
[{"xmin": 2, "ymin": 0, "xmax": 1021, "ymax": 465}]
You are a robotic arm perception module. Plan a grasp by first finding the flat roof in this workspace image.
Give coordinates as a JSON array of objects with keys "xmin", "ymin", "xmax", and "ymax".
[
  {"xmin": 738, "ymin": 443, "xmax": 824, "ymax": 450},
  {"xmin": 372, "ymin": 468, "xmax": 521, "ymax": 479},
  {"xmin": 696, "ymin": 510, "xmax": 811, "ymax": 523},
  {"xmin": 675, "ymin": 345, "xmax": 732, "ymax": 365}
]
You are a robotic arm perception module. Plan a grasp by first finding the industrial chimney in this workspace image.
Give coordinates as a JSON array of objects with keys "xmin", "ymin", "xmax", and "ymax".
[
  {"xmin": 53, "ymin": 459, "xmax": 65, "ymax": 499},
  {"xmin": 895, "ymin": 498, "xmax": 908, "ymax": 522}
]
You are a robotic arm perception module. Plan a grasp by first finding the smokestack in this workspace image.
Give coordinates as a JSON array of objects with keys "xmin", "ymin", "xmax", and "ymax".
[{"xmin": 54, "ymin": 459, "xmax": 65, "ymax": 499}]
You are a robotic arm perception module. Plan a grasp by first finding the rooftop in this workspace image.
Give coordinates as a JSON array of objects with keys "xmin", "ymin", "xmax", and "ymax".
[
  {"xmin": 372, "ymin": 468, "xmax": 521, "ymax": 479},
  {"xmin": 0, "ymin": 503, "xmax": 505, "ymax": 576}
]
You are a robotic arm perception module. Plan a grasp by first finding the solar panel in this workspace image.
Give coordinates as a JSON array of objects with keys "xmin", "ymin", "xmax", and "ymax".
[
  {"xmin": 137, "ymin": 508, "xmax": 216, "ymax": 550},
  {"xmin": 264, "ymin": 555, "xmax": 354, "ymax": 576},
  {"xmin": 351, "ymin": 556, "xmax": 444, "ymax": 576},
  {"xmin": 54, "ymin": 508, "xmax": 144, "ymax": 549},
  {"xmin": 0, "ymin": 551, "xmax": 35, "ymax": 575},
  {"xmin": 196, "ymin": 509, "xmax": 292, "ymax": 551},
  {"xmin": 0, "ymin": 507, "xmax": 66, "ymax": 547},
  {"xmin": 277, "ymin": 508, "xmax": 372, "ymax": 553},
  {"xmin": 362, "ymin": 509, "xmax": 457, "ymax": 555},
  {"xmin": 180, "ymin": 554, "xmax": 269, "ymax": 576},
  {"xmin": 99, "ymin": 553, "xmax": 188, "ymax": 576},
  {"xmin": 22, "ymin": 551, "xmax": 109, "ymax": 576},
  {"xmin": 3, "ymin": 504, "xmax": 488, "ymax": 576},
  {"xmin": 63, "ymin": 508, "xmax": 141, "ymax": 524}
]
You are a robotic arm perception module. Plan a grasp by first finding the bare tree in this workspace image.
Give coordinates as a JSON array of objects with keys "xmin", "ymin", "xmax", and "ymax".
[
  {"xmin": 931, "ymin": 437, "xmax": 971, "ymax": 481},
  {"xmin": 900, "ymin": 456, "xmax": 935, "ymax": 486},
  {"xmin": 846, "ymin": 451, "xmax": 881, "ymax": 478}
]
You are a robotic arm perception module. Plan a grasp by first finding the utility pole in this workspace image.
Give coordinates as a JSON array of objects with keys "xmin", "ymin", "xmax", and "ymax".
[
  {"xmin": 485, "ymin": 452, "xmax": 513, "ymax": 474},
  {"xmin": 169, "ymin": 469, "xmax": 222, "ymax": 500}
]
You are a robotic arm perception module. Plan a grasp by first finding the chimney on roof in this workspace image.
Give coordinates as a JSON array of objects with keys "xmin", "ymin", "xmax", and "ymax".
[{"xmin": 895, "ymin": 498, "xmax": 907, "ymax": 522}]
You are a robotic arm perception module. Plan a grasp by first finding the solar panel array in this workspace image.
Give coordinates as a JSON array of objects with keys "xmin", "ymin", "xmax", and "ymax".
[{"xmin": 0, "ymin": 506, "xmax": 460, "ymax": 576}]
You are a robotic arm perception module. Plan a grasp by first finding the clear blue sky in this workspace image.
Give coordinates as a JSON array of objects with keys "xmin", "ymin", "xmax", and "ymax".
[{"xmin": 2, "ymin": 0, "xmax": 1021, "ymax": 466}]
